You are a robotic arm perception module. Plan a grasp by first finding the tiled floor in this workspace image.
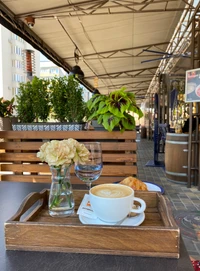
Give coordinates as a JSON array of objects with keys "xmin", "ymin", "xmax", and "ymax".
[{"xmin": 136, "ymin": 133, "xmax": 200, "ymax": 260}]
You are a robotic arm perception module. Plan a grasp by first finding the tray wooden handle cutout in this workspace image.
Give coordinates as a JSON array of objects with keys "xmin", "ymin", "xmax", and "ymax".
[{"xmin": 9, "ymin": 189, "xmax": 48, "ymax": 222}]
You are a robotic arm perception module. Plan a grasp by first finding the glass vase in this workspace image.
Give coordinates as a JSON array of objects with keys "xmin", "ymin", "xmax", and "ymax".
[{"xmin": 49, "ymin": 164, "xmax": 75, "ymax": 217}]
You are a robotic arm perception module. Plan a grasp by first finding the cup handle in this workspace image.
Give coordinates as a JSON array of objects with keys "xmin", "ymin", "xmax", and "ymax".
[{"xmin": 131, "ymin": 197, "xmax": 146, "ymax": 214}]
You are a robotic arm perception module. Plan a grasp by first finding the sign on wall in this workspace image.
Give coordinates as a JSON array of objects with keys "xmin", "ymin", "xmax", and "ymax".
[{"xmin": 185, "ymin": 68, "xmax": 200, "ymax": 102}]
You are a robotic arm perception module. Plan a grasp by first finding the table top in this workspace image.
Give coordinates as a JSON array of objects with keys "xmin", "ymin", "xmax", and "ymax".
[{"xmin": 0, "ymin": 181, "xmax": 194, "ymax": 271}]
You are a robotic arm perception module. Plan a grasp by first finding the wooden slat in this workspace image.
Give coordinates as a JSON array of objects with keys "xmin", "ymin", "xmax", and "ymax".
[
  {"xmin": 0, "ymin": 141, "xmax": 137, "ymax": 151},
  {"xmin": 1, "ymin": 175, "xmax": 52, "ymax": 183},
  {"xmin": 101, "ymin": 142, "xmax": 136, "ymax": 151},
  {"xmin": 1, "ymin": 164, "xmax": 50, "ymax": 172},
  {"xmin": 0, "ymin": 174, "xmax": 137, "ymax": 184},
  {"xmin": 0, "ymin": 130, "xmax": 136, "ymax": 140},
  {"xmin": 0, "ymin": 153, "xmax": 39, "ymax": 162},
  {"xmin": 101, "ymin": 165, "xmax": 137, "ymax": 176},
  {"xmin": 0, "ymin": 153, "xmax": 137, "ymax": 163},
  {"xmin": 0, "ymin": 165, "xmax": 137, "ymax": 176}
]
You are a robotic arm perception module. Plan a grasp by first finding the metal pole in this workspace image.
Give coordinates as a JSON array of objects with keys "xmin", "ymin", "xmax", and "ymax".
[{"xmin": 187, "ymin": 16, "xmax": 195, "ymax": 188}]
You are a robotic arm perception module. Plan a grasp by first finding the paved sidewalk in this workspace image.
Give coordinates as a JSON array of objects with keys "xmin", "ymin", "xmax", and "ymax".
[{"xmin": 136, "ymin": 133, "xmax": 200, "ymax": 260}]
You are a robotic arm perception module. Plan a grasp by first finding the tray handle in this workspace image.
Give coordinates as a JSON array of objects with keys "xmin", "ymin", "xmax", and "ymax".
[{"xmin": 9, "ymin": 189, "xmax": 48, "ymax": 222}]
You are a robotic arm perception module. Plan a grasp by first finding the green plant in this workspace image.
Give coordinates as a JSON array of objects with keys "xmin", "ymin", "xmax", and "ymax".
[
  {"xmin": 16, "ymin": 77, "xmax": 50, "ymax": 123},
  {"xmin": 87, "ymin": 87, "xmax": 143, "ymax": 132},
  {"xmin": 0, "ymin": 97, "xmax": 15, "ymax": 117},
  {"xmin": 49, "ymin": 75, "xmax": 87, "ymax": 122}
]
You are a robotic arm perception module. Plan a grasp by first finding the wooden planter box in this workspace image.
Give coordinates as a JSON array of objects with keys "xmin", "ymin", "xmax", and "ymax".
[{"xmin": 5, "ymin": 190, "xmax": 180, "ymax": 258}]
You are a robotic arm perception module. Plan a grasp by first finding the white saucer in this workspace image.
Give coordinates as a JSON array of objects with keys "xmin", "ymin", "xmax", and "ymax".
[
  {"xmin": 79, "ymin": 212, "xmax": 145, "ymax": 226},
  {"xmin": 144, "ymin": 181, "xmax": 164, "ymax": 194}
]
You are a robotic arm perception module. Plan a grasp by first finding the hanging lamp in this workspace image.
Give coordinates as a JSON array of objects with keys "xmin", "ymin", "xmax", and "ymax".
[{"xmin": 69, "ymin": 47, "xmax": 84, "ymax": 80}]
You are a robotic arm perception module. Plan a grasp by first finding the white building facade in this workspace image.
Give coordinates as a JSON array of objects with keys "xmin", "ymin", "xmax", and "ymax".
[
  {"xmin": 0, "ymin": 25, "xmax": 40, "ymax": 100},
  {"xmin": 40, "ymin": 60, "xmax": 66, "ymax": 80}
]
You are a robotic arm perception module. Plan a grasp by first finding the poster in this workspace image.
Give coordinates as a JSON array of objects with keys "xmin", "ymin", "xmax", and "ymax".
[{"xmin": 185, "ymin": 68, "xmax": 200, "ymax": 102}]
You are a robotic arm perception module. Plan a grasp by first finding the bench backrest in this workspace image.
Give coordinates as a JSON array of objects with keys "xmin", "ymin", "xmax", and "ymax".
[{"xmin": 0, "ymin": 130, "xmax": 137, "ymax": 184}]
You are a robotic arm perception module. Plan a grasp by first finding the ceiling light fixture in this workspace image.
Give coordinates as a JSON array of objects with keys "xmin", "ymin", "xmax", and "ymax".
[{"xmin": 69, "ymin": 47, "xmax": 84, "ymax": 80}]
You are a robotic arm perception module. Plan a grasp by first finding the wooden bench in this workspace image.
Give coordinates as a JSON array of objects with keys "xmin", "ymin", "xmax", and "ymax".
[{"xmin": 0, "ymin": 130, "xmax": 137, "ymax": 184}]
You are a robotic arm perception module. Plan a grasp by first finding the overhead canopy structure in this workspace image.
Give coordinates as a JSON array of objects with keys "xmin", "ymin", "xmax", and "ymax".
[{"xmin": 0, "ymin": 0, "xmax": 199, "ymax": 105}]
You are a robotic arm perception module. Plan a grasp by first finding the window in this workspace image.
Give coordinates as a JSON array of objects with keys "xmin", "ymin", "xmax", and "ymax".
[
  {"xmin": 11, "ymin": 33, "xmax": 24, "ymax": 43},
  {"xmin": 12, "ymin": 87, "xmax": 19, "ymax": 96},
  {"xmin": 50, "ymin": 68, "xmax": 58, "ymax": 74},
  {"xmin": 12, "ymin": 60, "xmax": 23, "ymax": 69},
  {"xmin": 41, "ymin": 69, "xmax": 47, "ymax": 73},
  {"xmin": 12, "ymin": 73, "xmax": 24, "ymax": 82},
  {"xmin": 12, "ymin": 46, "xmax": 22, "ymax": 56}
]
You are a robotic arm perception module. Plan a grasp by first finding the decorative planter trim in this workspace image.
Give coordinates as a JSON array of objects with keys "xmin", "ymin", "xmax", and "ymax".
[{"xmin": 12, "ymin": 122, "xmax": 85, "ymax": 131}]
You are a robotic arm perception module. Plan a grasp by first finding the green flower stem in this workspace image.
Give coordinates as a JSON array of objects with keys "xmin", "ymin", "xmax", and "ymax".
[
  {"xmin": 61, "ymin": 181, "xmax": 72, "ymax": 208},
  {"xmin": 49, "ymin": 194, "xmax": 63, "ymax": 209},
  {"xmin": 49, "ymin": 165, "xmax": 72, "ymax": 209}
]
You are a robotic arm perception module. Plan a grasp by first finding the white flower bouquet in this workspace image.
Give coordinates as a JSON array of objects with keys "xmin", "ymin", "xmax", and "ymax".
[
  {"xmin": 37, "ymin": 138, "xmax": 89, "ymax": 166},
  {"xmin": 37, "ymin": 138, "xmax": 89, "ymax": 216}
]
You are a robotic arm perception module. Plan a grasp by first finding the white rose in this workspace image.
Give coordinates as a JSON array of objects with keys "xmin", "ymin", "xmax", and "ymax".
[{"xmin": 37, "ymin": 139, "xmax": 89, "ymax": 166}]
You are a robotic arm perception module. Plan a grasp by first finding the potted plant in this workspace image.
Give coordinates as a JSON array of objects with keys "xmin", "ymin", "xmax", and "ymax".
[
  {"xmin": 16, "ymin": 76, "xmax": 50, "ymax": 123},
  {"xmin": 49, "ymin": 75, "xmax": 88, "ymax": 129},
  {"xmin": 86, "ymin": 87, "xmax": 143, "ymax": 132},
  {"xmin": 13, "ymin": 77, "xmax": 52, "ymax": 131},
  {"xmin": 13, "ymin": 76, "xmax": 88, "ymax": 131},
  {"xmin": 0, "ymin": 97, "xmax": 17, "ymax": 130}
]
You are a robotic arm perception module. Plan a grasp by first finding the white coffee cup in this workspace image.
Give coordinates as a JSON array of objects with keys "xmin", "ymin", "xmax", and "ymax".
[{"xmin": 89, "ymin": 183, "xmax": 146, "ymax": 223}]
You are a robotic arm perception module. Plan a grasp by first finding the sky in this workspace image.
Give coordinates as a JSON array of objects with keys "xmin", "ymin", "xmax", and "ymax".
[{"xmin": 40, "ymin": 53, "xmax": 50, "ymax": 62}]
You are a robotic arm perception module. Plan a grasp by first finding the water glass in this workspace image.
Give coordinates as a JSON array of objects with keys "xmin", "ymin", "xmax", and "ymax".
[{"xmin": 75, "ymin": 142, "xmax": 103, "ymax": 190}]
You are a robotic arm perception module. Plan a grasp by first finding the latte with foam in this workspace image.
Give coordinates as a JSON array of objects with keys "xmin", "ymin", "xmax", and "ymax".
[
  {"xmin": 89, "ymin": 183, "xmax": 146, "ymax": 223},
  {"xmin": 91, "ymin": 184, "xmax": 132, "ymax": 198}
]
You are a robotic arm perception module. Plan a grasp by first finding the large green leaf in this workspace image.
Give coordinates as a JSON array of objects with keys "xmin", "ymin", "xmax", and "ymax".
[
  {"xmin": 128, "ymin": 104, "xmax": 143, "ymax": 118},
  {"xmin": 102, "ymin": 113, "xmax": 120, "ymax": 132},
  {"xmin": 98, "ymin": 115, "xmax": 103, "ymax": 122},
  {"xmin": 121, "ymin": 114, "xmax": 136, "ymax": 129},
  {"xmin": 96, "ymin": 101, "xmax": 109, "ymax": 114},
  {"xmin": 87, "ymin": 95, "xmax": 106, "ymax": 111},
  {"xmin": 108, "ymin": 102, "xmax": 127, "ymax": 117},
  {"xmin": 108, "ymin": 89, "xmax": 130, "ymax": 115},
  {"xmin": 87, "ymin": 111, "xmax": 99, "ymax": 121}
]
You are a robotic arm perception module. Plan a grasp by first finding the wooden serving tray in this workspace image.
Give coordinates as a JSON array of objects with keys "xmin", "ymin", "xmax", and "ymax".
[{"xmin": 4, "ymin": 190, "xmax": 180, "ymax": 258}]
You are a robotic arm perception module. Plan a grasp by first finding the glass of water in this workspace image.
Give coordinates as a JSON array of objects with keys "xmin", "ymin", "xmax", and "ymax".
[{"xmin": 74, "ymin": 142, "xmax": 103, "ymax": 190}]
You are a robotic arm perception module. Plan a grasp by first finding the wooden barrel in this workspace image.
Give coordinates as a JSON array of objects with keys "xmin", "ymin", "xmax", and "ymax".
[{"xmin": 165, "ymin": 133, "xmax": 189, "ymax": 184}]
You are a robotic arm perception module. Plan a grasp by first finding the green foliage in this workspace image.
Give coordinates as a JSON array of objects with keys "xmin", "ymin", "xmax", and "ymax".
[
  {"xmin": 49, "ymin": 75, "xmax": 87, "ymax": 122},
  {"xmin": 15, "ymin": 75, "xmax": 88, "ymax": 124},
  {"xmin": 16, "ymin": 77, "xmax": 50, "ymax": 123},
  {"xmin": 87, "ymin": 87, "xmax": 143, "ymax": 132},
  {"xmin": 0, "ymin": 97, "xmax": 15, "ymax": 117}
]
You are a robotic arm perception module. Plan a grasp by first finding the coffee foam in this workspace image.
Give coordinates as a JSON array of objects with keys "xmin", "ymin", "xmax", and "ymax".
[{"xmin": 91, "ymin": 185, "xmax": 132, "ymax": 198}]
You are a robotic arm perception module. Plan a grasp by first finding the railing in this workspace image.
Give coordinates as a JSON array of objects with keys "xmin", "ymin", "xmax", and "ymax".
[{"xmin": 0, "ymin": 130, "xmax": 137, "ymax": 184}]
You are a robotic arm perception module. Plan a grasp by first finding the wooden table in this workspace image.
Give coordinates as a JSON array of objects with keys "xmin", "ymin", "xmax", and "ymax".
[{"xmin": 0, "ymin": 182, "xmax": 194, "ymax": 271}]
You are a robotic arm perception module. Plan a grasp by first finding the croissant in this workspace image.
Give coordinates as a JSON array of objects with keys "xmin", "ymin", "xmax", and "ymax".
[{"xmin": 120, "ymin": 176, "xmax": 148, "ymax": 191}]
